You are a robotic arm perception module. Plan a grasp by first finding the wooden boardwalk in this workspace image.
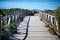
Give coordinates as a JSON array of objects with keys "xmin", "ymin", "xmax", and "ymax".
[
  {"xmin": 13, "ymin": 16, "xmax": 60, "ymax": 40},
  {"xmin": 13, "ymin": 16, "xmax": 30, "ymax": 40},
  {"xmin": 26, "ymin": 16, "xmax": 60, "ymax": 40}
]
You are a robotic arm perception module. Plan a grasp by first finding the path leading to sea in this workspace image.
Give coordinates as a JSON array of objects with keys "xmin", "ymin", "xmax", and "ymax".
[
  {"xmin": 13, "ymin": 15, "xmax": 60, "ymax": 40},
  {"xmin": 26, "ymin": 16, "xmax": 60, "ymax": 40}
]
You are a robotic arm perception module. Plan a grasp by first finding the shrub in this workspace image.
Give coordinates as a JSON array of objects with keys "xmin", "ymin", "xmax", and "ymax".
[
  {"xmin": 48, "ymin": 28, "xmax": 57, "ymax": 35},
  {"xmin": 58, "ymin": 29, "xmax": 60, "ymax": 34},
  {"xmin": 45, "ymin": 23, "xmax": 50, "ymax": 28},
  {"xmin": 20, "ymin": 16, "xmax": 23, "ymax": 21},
  {"xmin": 2, "ymin": 18, "xmax": 7, "ymax": 26},
  {"xmin": 54, "ymin": 7, "xmax": 60, "ymax": 34},
  {"xmin": 40, "ymin": 18, "xmax": 43, "ymax": 21},
  {"xmin": 10, "ymin": 23, "xmax": 17, "ymax": 33},
  {"xmin": 1, "ymin": 18, "xmax": 10, "ymax": 37},
  {"xmin": 1, "ymin": 26, "xmax": 9, "ymax": 37}
]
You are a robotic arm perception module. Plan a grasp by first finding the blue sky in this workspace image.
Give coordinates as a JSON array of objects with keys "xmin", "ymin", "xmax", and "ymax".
[
  {"xmin": 0, "ymin": 0, "xmax": 60, "ymax": 2},
  {"xmin": 0, "ymin": 0, "xmax": 60, "ymax": 10}
]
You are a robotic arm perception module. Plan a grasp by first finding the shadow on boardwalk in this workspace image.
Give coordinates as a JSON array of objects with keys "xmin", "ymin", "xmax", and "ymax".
[{"xmin": 23, "ymin": 16, "xmax": 30, "ymax": 40}]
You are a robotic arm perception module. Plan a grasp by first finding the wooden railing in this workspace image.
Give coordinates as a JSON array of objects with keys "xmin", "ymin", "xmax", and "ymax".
[
  {"xmin": 0, "ymin": 11, "xmax": 27, "ymax": 39},
  {"xmin": 39, "ymin": 11, "xmax": 60, "ymax": 36}
]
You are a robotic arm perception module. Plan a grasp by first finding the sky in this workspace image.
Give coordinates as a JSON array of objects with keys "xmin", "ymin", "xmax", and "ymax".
[{"xmin": 0, "ymin": 0, "xmax": 60, "ymax": 10}]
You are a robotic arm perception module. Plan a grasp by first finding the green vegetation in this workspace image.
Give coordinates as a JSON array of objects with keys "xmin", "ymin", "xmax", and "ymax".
[
  {"xmin": 44, "ymin": 10, "xmax": 54, "ymax": 15},
  {"xmin": 45, "ymin": 23, "xmax": 50, "ymax": 28},
  {"xmin": 1, "ymin": 18, "xmax": 17, "ymax": 40},
  {"xmin": 44, "ymin": 7, "xmax": 60, "ymax": 35},
  {"xmin": 58, "ymin": 29, "xmax": 60, "ymax": 33},
  {"xmin": 0, "ymin": 8, "xmax": 37, "ymax": 16},
  {"xmin": 10, "ymin": 23, "xmax": 17, "ymax": 34},
  {"xmin": 45, "ymin": 23, "xmax": 56, "ymax": 35},
  {"xmin": 48, "ymin": 28, "xmax": 56, "ymax": 35},
  {"xmin": 54, "ymin": 7, "xmax": 60, "ymax": 33},
  {"xmin": 0, "ymin": 8, "xmax": 23, "ymax": 16},
  {"xmin": 2, "ymin": 19, "xmax": 7, "ymax": 26},
  {"xmin": 0, "ymin": 8, "xmax": 38, "ymax": 40},
  {"xmin": 20, "ymin": 16, "xmax": 23, "ymax": 21},
  {"xmin": 40, "ymin": 18, "xmax": 43, "ymax": 21},
  {"xmin": 1, "ymin": 18, "xmax": 10, "ymax": 37},
  {"xmin": 1, "ymin": 26, "xmax": 9, "ymax": 37}
]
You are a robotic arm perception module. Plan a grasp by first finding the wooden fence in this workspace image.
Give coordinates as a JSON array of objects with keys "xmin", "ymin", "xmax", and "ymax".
[
  {"xmin": 0, "ymin": 11, "xmax": 26, "ymax": 39},
  {"xmin": 39, "ymin": 11, "xmax": 60, "ymax": 36}
]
